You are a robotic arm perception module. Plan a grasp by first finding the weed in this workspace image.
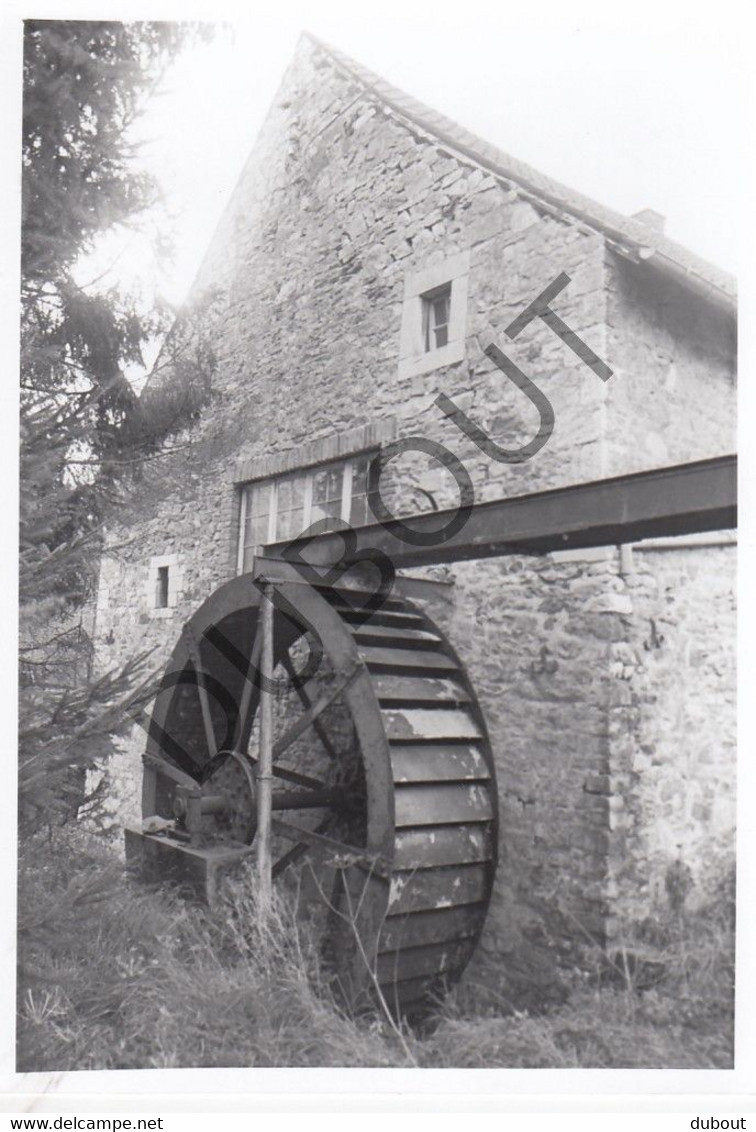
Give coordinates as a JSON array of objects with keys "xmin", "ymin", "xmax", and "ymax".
[{"xmin": 16, "ymin": 829, "xmax": 735, "ymax": 1070}]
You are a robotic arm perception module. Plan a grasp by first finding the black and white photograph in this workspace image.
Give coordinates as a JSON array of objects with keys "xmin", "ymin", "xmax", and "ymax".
[{"xmin": 7, "ymin": 0, "xmax": 752, "ymax": 1109}]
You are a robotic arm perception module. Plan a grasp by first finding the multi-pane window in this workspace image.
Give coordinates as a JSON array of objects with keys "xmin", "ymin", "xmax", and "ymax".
[
  {"xmin": 237, "ymin": 453, "xmax": 376, "ymax": 573},
  {"xmin": 422, "ymin": 284, "xmax": 451, "ymax": 352}
]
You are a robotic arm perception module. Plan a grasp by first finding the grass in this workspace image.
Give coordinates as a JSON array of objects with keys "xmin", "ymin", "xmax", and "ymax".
[{"xmin": 16, "ymin": 829, "xmax": 735, "ymax": 1071}]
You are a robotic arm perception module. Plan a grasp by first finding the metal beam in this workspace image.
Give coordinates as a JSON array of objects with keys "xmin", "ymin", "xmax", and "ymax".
[{"xmin": 263, "ymin": 454, "xmax": 736, "ymax": 570}]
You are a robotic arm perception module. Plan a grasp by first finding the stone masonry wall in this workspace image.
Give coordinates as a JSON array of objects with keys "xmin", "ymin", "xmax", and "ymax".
[
  {"xmin": 94, "ymin": 37, "xmax": 736, "ymax": 985},
  {"xmin": 185, "ymin": 39, "xmax": 611, "ymax": 506},
  {"xmin": 605, "ymin": 540, "xmax": 736, "ymax": 931},
  {"xmin": 442, "ymin": 548, "xmax": 626, "ymax": 997},
  {"xmin": 600, "ymin": 252, "xmax": 736, "ymax": 934},
  {"xmin": 604, "ymin": 255, "xmax": 736, "ymax": 474}
]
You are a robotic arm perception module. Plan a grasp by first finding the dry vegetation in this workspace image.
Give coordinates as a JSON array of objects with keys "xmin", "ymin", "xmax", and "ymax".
[{"xmin": 17, "ymin": 830, "xmax": 734, "ymax": 1071}]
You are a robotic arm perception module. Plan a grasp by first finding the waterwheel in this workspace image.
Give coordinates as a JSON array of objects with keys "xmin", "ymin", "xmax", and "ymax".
[{"xmin": 130, "ymin": 566, "xmax": 498, "ymax": 1017}]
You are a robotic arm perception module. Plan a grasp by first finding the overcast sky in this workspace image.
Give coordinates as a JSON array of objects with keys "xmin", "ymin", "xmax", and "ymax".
[{"xmin": 77, "ymin": 0, "xmax": 744, "ymax": 312}]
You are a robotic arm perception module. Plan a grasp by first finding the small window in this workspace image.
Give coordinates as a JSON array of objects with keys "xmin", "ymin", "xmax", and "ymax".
[
  {"xmin": 155, "ymin": 565, "xmax": 169, "ymax": 609},
  {"xmin": 147, "ymin": 554, "xmax": 180, "ymax": 617},
  {"xmin": 422, "ymin": 284, "xmax": 451, "ymax": 352},
  {"xmin": 398, "ymin": 250, "xmax": 470, "ymax": 380}
]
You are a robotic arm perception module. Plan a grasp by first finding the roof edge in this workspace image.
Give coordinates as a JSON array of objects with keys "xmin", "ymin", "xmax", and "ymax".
[{"xmin": 303, "ymin": 32, "xmax": 736, "ymax": 312}]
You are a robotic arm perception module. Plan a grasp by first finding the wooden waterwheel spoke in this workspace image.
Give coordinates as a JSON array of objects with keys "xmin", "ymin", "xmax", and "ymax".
[
  {"xmin": 281, "ymin": 650, "xmax": 342, "ymax": 762},
  {"xmin": 272, "ymin": 662, "xmax": 360, "ymax": 759},
  {"xmin": 234, "ymin": 631, "xmax": 263, "ymax": 751},
  {"xmin": 142, "ymin": 751, "xmax": 199, "ymax": 790},
  {"xmin": 271, "ymin": 816, "xmax": 332, "ymax": 878},
  {"xmin": 272, "ymin": 818, "xmax": 389, "ymax": 878},
  {"xmin": 246, "ymin": 755, "xmax": 329, "ymax": 793},
  {"xmin": 181, "ymin": 625, "xmax": 217, "ymax": 759},
  {"xmin": 201, "ymin": 619, "xmax": 263, "ymax": 752},
  {"xmin": 271, "ymin": 787, "xmax": 349, "ymax": 811}
]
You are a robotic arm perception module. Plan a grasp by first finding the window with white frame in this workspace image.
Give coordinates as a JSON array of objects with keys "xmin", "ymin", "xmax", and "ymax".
[
  {"xmin": 398, "ymin": 250, "xmax": 470, "ymax": 380},
  {"xmin": 237, "ymin": 452, "xmax": 376, "ymax": 573},
  {"xmin": 422, "ymin": 283, "xmax": 451, "ymax": 352}
]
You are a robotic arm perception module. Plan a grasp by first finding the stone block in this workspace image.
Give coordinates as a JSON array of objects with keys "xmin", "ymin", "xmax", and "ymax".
[{"xmin": 586, "ymin": 592, "xmax": 633, "ymax": 615}]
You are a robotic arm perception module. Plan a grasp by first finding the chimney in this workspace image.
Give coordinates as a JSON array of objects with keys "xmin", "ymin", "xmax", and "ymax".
[{"xmin": 632, "ymin": 208, "xmax": 666, "ymax": 234}]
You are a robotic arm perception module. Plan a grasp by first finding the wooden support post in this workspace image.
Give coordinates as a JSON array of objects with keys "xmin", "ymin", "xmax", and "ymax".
[{"xmin": 256, "ymin": 583, "xmax": 274, "ymax": 915}]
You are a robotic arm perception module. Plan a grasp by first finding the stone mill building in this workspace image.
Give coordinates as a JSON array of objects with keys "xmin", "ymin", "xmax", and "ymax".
[{"xmin": 94, "ymin": 34, "xmax": 736, "ymax": 1001}]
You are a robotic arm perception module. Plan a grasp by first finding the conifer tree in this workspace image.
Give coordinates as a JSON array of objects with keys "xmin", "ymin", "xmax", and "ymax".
[{"xmin": 20, "ymin": 21, "xmax": 215, "ymax": 831}]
